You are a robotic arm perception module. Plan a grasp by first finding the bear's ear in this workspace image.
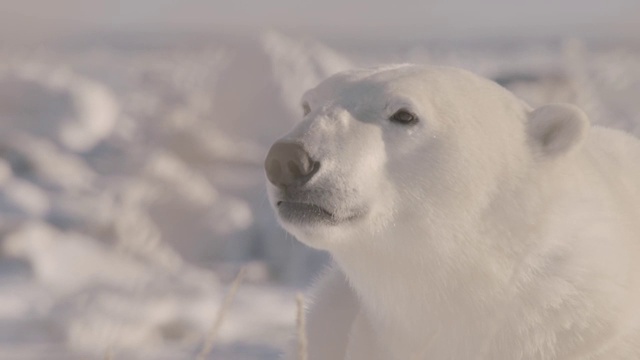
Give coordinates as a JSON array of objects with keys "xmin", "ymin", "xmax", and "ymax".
[{"xmin": 526, "ymin": 103, "xmax": 590, "ymax": 158}]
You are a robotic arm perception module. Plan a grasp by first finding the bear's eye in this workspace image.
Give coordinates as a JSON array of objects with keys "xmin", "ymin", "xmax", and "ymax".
[
  {"xmin": 390, "ymin": 109, "xmax": 418, "ymax": 125},
  {"xmin": 302, "ymin": 102, "xmax": 311, "ymax": 116}
]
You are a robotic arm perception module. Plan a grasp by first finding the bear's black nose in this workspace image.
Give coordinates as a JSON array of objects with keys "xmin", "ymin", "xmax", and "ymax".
[{"xmin": 265, "ymin": 141, "xmax": 319, "ymax": 188}]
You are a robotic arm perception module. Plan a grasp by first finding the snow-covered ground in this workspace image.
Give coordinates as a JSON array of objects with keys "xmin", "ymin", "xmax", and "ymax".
[{"xmin": 0, "ymin": 32, "xmax": 638, "ymax": 359}]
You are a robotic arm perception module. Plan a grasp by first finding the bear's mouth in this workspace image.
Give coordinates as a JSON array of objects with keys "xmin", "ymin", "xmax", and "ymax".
[
  {"xmin": 276, "ymin": 201, "xmax": 363, "ymax": 225},
  {"xmin": 276, "ymin": 201, "xmax": 337, "ymax": 224}
]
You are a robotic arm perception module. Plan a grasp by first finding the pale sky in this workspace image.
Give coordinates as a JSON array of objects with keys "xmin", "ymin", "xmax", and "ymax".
[{"xmin": 1, "ymin": 0, "xmax": 638, "ymax": 43}]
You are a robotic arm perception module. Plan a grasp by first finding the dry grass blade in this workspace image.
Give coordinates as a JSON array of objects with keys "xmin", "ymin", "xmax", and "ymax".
[
  {"xmin": 296, "ymin": 293, "xmax": 308, "ymax": 360},
  {"xmin": 196, "ymin": 267, "xmax": 247, "ymax": 360}
]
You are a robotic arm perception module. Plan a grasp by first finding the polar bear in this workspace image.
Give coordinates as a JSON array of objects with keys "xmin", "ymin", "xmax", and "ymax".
[{"xmin": 264, "ymin": 64, "xmax": 640, "ymax": 360}]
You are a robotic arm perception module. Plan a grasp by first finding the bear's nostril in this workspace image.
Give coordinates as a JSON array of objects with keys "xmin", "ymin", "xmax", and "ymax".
[{"xmin": 288, "ymin": 160, "xmax": 302, "ymax": 177}]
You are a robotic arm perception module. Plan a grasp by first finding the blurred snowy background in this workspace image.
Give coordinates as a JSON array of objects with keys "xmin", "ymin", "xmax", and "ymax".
[{"xmin": 0, "ymin": 1, "xmax": 638, "ymax": 359}]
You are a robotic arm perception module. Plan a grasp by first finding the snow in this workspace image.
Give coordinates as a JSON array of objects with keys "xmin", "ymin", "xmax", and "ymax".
[
  {"xmin": 0, "ymin": 65, "xmax": 119, "ymax": 152},
  {"xmin": 262, "ymin": 32, "xmax": 353, "ymax": 117},
  {"xmin": 0, "ymin": 31, "xmax": 637, "ymax": 359}
]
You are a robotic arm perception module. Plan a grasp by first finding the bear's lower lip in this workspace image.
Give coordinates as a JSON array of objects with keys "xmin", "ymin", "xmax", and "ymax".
[{"xmin": 277, "ymin": 201, "xmax": 341, "ymax": 225}]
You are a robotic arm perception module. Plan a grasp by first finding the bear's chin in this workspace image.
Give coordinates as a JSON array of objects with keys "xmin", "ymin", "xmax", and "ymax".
[{"xmin": 277, "ymin": 212, "xmax": 369, "ymax": 251}]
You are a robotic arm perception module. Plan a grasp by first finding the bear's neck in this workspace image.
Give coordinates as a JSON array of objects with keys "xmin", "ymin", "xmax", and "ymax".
[{"xmin": 332, "ymin": 177, "xmax": 546, "ymax": 357}]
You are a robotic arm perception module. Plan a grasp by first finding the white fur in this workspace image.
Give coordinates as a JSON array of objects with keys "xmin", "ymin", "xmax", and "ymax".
[{"xmin": 269, "ymin": 65, "xmax": 640, "ymax": 359}]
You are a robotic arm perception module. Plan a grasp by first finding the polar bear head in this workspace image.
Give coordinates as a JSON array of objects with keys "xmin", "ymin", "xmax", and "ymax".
[{"xmin": 265, "ymin": 65, "xmax": 589, "ymax": 251}]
